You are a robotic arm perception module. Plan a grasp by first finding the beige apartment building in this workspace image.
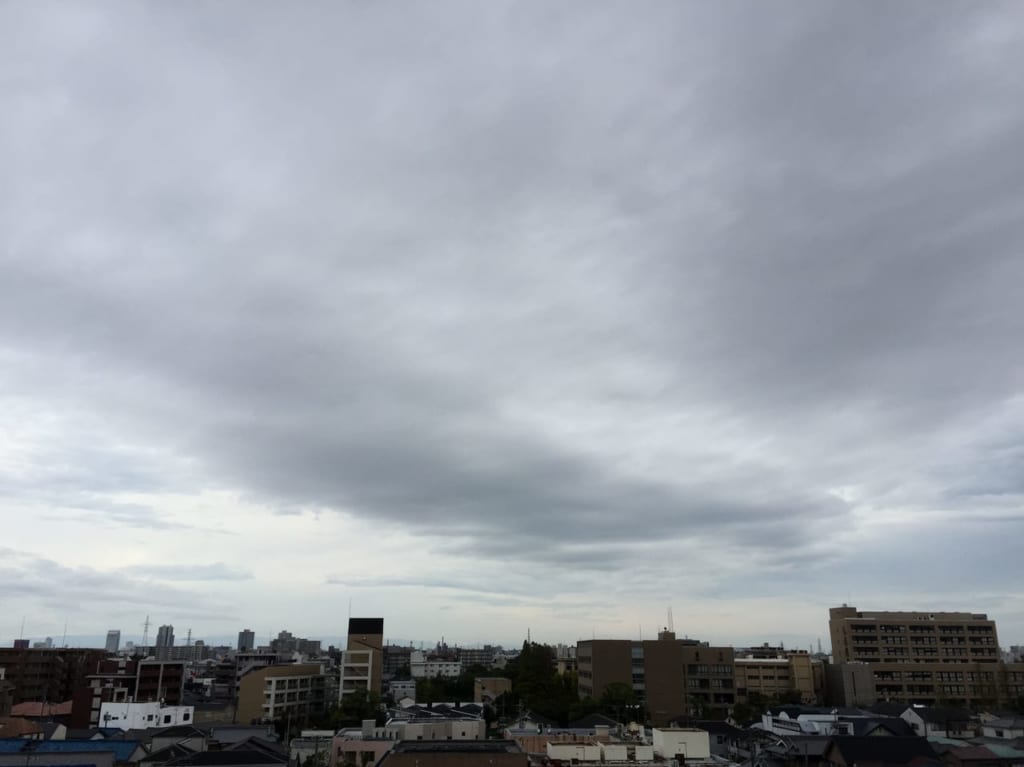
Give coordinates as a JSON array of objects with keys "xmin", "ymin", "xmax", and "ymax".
[
  {"xmin": 829, "ymin": 605, "xmax": 1006, "ymax": 707},
  {"xmin": 734, "ymin": 650, "xmax": 823, "ymax": 705},
  {"xmin": 341, "ymin": 618, "xmax": 384, "ymax": 701},
  {"xmin": 237, "ymin": 663, "xmax": 327, "ymax": 724}
]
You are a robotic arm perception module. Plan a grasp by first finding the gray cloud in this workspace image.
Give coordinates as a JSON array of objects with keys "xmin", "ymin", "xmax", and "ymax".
[{"xmin": 2, "ymin": 1, "xmax": 1023, "ymax": 642}]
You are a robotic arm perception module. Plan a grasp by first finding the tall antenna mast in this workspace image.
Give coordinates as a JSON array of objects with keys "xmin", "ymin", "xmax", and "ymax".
[
  {"xmin": 667, "ymin": 606, "xmax": 674, "ymax": 633},
  {"xmin": 61, "ymin": 620, "xmax": 68, "ymax": 648},
  {"xmin": 142, "ymin": 615, "xmax": 151, "ymax": 648}
]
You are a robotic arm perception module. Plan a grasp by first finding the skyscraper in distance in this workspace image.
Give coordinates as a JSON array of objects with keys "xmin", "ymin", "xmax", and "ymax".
[
  {"xmin": 238, "ymin": 629, "xmax": 255, "ymax": 652},
  {"xmin": 105, "ymin": 630, "xmax": 121, "ymax": 654}
]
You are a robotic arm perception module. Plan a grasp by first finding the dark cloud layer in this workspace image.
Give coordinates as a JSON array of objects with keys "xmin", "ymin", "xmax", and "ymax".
[{"xmin": 2, "ymin": 1, "xmax": 1023, "ymax": 641}]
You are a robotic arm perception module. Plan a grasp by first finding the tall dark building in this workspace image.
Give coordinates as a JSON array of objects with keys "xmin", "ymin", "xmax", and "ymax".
[{"xmin": 237, "ymin": 629, "xmax": 255, "ymax": 652}]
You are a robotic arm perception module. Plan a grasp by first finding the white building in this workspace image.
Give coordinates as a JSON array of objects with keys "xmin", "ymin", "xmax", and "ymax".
[
  {"xmin": 981, "ymin": 717, "xmax": 1024, "ymax": 740},
  {"xmin": 546, "ymin": 742, "xmax": 601, "ymax": 762},
  {"xmin": 387, "ymin": 679, "xmax": 417, "ymax": 702},
  {"xmin": 409, "ymin": 651, "xmax": 461, "ymax": 679},
  {"xmin": 652, "ymin": 728, "xmax": 711, "ymax": 760},
  {"xmin": 99, "ymin": 700, "xmax": 195, "ymax": 731}
]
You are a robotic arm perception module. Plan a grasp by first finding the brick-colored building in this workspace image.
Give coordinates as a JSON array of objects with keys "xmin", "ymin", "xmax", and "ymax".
[
  {"xmin": 577, "ymin": 630, "xmax": 735, "ymax": 725},
  {"xmin": 0, "ymin": 648, "xmax": 106, "ymax": 706}
]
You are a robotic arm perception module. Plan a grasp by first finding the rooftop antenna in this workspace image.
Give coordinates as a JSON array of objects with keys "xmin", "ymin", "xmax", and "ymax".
[
  {"xmin": 667, "ymin": 606, "xmax": 674, "ymax": 633},
  {"xmin": 19, "ymin": 617, "xmax": 25, "ymax": 640},
  {"xmin": 142, "ymin": 615, "xmax": 151, "ymax": 648}
]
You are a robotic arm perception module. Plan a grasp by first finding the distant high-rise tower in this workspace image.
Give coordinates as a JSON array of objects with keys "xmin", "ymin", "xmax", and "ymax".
[
  {"xmin": 105, "ymin": 630, "xmax": 121, "ymax": 654},
  {"xmin": 238, "ymin": 629, "xmax": 255, "ymax": 652},
  {"xmin": 155, "ymin": 625, "xmax": 174, "ymax": 659}
]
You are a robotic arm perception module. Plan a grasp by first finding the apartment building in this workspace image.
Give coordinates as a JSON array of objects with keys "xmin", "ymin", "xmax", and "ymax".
[
  {"xmin": 577, "ymin": 630, "xmax": 735, "ymax": 726},
  {"xmin": 340, "ymin": 619, "xmax": 384, "ymax": 700},
  {"xmin": 70, "ymin": 657, "xmax": 185, "ymax": 727},
  {"xmin": 410, "ymin": 651, "xmax": 461, "ymax": 679},
  {"xmin": 0, "ymin": 647, "xmax": 107, "ymax": 705},
  {"xmin": 829, "ymin": 605, "xmax": 1004, "ymax": 706},
  {"xmin": 734, "ymin": 650, "xmax": 823, "ymax": 704},
  {"xmin": 237, "ymin": 663, "xmax": 327, "ymax": 724}
]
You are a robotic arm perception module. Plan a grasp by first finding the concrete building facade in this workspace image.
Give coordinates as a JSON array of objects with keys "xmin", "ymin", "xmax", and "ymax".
[
  {"xmin": 829, "ymin": 605, "xmax": 1005, "ymax": 706},
  {"xmin": 98, "ymin": 700, "xmax": 195, "ymax": 730},
  {"xmin": 577, "ymin": 630, "xmax": 735, "ymax": 725},
  {"xmin": 734, "ymin": 650, "xmax": 823, "ymax": 704},
  {"xmin": 340, "ymin": 618, "xmax": 384, "ymax": 701},
  {"xmin": 237, "ymin": 663, "xmax": 327, "ymax": 724},
  {"xmin": 409, "ymin": 652, "xmax": 461, "ymax": 679}
]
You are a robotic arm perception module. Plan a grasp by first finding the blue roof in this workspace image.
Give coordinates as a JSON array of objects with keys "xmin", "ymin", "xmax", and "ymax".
[{"xmin": 0, "ymin": 739, "xmax": 141, "ymax": 761}]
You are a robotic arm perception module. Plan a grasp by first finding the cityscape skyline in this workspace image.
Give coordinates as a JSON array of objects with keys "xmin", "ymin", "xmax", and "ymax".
[
  {"xmin": 3, "ymin": 2, "xmax": 1024, "ymax": 649},
  {"xmin": 4, "ymin": 603, "xmax": 1024, "ymax": 653}
]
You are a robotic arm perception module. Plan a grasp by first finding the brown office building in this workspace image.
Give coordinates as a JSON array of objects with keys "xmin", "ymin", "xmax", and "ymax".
[
  {"xmin": 829, "ymin": 605, "xmax": 1005, "ymax": 706},
  {"xmin": 577, "ymin": 630, "xmax": 735, "ymax": 726}
]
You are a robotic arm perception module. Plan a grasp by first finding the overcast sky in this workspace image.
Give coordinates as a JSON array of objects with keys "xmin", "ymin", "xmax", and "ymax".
[{"xmin": 2, "ymin": 2, "xmax": 1023, "ymax": 652}]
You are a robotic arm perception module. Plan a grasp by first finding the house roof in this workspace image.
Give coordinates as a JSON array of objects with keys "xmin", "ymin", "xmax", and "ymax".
[
  {"xmin": 985, "ymin": 717, "xmax": 1024, "ymax": 729},
  {"xmin": 0, "ymin": 738, "xmax": 143, "ymax": 761},
  {"xmin": 825, "ymin": 736, "xmax": 937, "ymax": 764},
  {"xmin": 868, "ymin": 702, "xmax": 910, "ymax": 717},
  {"xmin": 153, "ymin": 725, "xmax": 208, "ymax": 739},
  {"xmin": 389, "ymin": 740, "xmax": 521, "ymax": 754},
  {"xmin": 694, "ymin": 720, "xmax": 745, "ymax": 737},
  {"xmin": 852, "ymin": 717, "xmax": 916, "ymax": 737},
  {"xmin": 567, "ymin": 713, "xmax": 619, "ymax": 729},
  {"xmin": 223, "ymin": 737, "xmax": 287, "ymax": 757},
  {"xmin": 10, "ymin": 701, "xmax": 74, "ymax": 718},
  {"xmin": 166, "ymin": 749, "xmax": 287, "ymax": 766},
  {"xmin": 518, "ymin": 711, "xmax": 557, "ymax": 727},
  {"xmin": 141, "ymin": 744, "xmax": 198, "ymax": 764},
  {"xmin": 780, "ymin": 736, "xmax": 831, "ymax": 757},
  {"xmin": 912, "ymin": 706, "xmax": 972, "ymax": 725},
  {"xmin": 0, "ymin": 717, "xmax": 43, "ymax": 738}
]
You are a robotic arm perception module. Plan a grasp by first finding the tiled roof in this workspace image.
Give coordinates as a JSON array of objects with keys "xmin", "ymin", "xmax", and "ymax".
[
  {"xmin": 0, "ymin": 717, "xmax": 43, "ymax": 737},
  {"xmin": 10, "ymin": 701, "xmax": 74, "ymax": 718},
  {"xmin": 0, "ymin": 739, "xmax": 142, "ymax": 761}
]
